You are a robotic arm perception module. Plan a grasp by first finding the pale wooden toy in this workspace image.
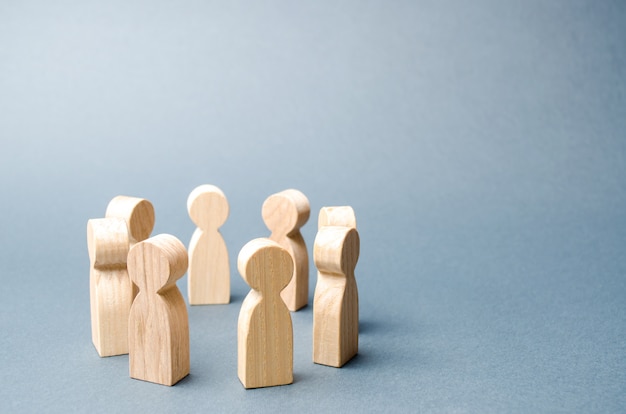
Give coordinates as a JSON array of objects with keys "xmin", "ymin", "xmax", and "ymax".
[
  {"xmin": 314, "ymin": 206, "xmax": 358, "ymax": 366},
  {"xmin": 105, "ymin": 195, "xmax": 155, "ymax": 299},
  {"xmin": 262, "ymin": 189, "xmax": 310, "ymax": 311},
  {"xmin": 238, "ymin": 238, "xmax": 294, "ymax": 389},
  {"xmin": 187, "ymin": 185, "xmax": 230, "ymax": 305},
  {"xmin": 127, "ymin": 234, "xmax": 189, "ymax": 386},
  {"xmin": 313, "ymin": 225, "xmax": 360, "ymax": 367},
  {"xmin": 87, "ymin": 217, "xmax": 132, "ymax": 357},
  {"xmin": 318, "ymin": 206, "xmax": 357, "ymax": 229},
  {"xmin": 105, "ymin": 195, "xmax": 155, "ymax": 247}
]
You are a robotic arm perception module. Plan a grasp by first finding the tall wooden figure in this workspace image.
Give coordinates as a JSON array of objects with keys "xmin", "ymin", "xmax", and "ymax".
[
  {"xmin": 187, "ymin": 185, "xmax": 230, "ymax": 304},
  {"xmin": 313, "ymin": 217, "xmax": 360, "ymax": 368},
  {"xmin": 106, "ymin": 195, "xmax": 155, "ymax": 299},
  {"xmin": 87, "ymin": 217, "xmax": 132, "ymax": 357},
  {"xmin": 127, "ymin": 234, "xmax": 190, "ymax": 386},
  {"xmin": 262, "ymin": 189, "xmax": 310, "ymax": 311},
  {"xmin": 238, "ymin": 238, "xmax": 294, "ymax": 389}
]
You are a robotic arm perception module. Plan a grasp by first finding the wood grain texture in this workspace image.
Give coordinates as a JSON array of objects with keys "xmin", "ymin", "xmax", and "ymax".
[
  {"xmin": 105, "ymin": 195, "xmax": 155, "ymax": 246},
  {"xmin": 105, "ymin": 195, "xmax": 155, "ymax": 300},
  {"xmin": 187, "ymin": 184, "xmax": 230, "ymax": 305},
  {"xmin": 262, "ymin": 189, "xmax": 310, "ymax": 311},
  {"xmin": 318, "ymin": 206, "xmax": 357, "ymax": 229},
  {"xmin": 313, "ymin": 225, "xmax": 360, "ymax": 368},
  {"xmin": 87, "ymin": 217, "xmax": 132, "ymax": 357},
  {"xmin": 237, "ymin": 238, "xmax": 294, "ymax": 389},
  {"xmin": 128, "ymin": 234, "xmax": 189, "ymax": 386}
]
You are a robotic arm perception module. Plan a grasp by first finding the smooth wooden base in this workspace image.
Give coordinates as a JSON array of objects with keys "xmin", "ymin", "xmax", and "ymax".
[{"xmin": 188, "ymin": 227, "xmax": 230, "ymax": 305}]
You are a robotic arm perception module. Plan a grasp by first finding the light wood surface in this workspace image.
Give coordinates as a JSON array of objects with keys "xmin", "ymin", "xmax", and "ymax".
[
  {"xmin": 237, "ymin": 238, "xmax": 294, "ymax": 389},
  {"xmin": 313, "ymin": 225, "xmax": 360, "ymax": 367},
  {"xmin": 87, "ymin": 217, "xmax": 132, "ymax": 357},
  {"xmin": 105, "ymin": 195, "xmax": 155, "ymax": 246},
  {"xmin": 262, "ymin": 189, "xmax": 310, "ymax": 311},
  {"xmin": 318, "ymin": 206, "xmax": 357, "ymax": 229},
  {"xmin": 127, "ymin": 234, "xmax": 189, "ymax": 386},
  {"xmin": 105, "ymin": 195, "xmax": 155, "ymax": 300},
  {"xmin": 187, "ymin": 184, "xmax": 230, "ymax": 305}
]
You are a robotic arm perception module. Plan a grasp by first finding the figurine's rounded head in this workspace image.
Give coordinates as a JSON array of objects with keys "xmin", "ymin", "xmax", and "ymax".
[
  {"xmin": 262, "ymin": 189, "xmax": 310, "ymax": 236},
  {"xmin": 238, "ymin": 238, "xmax": 293, "ymax": 293},
  {"xmin": 318, "ymin": 206, "xmax": 357, "ymax": 230},
  {"xmin": 314, "ymin": 226, "xmax": 359, "ymax": 276},
  {"xmin": 187, "ymin": 184, "xmax": 229, "ymax": 228},
  {"xmin": 87, "ymin": 218, "xmax": 130, "ymax": 267},
  {"xmin": 128, "ymin": 234, "xmax": 188, "ymax": 292},
  {"xmin": 105, "ymin": 196, "xmax": 155, "ymax": 243}
]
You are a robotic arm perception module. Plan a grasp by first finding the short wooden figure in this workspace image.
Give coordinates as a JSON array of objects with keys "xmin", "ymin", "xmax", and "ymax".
[
  {"xmin": 313, "ymin": 225, "xmax": 360, "ymax": 367},
  {"xmin": 187, "ymin": 185, "xmax": 230, "ymax": 305},
  {"xmin": 238, "ymin": 238, "xmax": 294, "ymax": 389},
  {"xmin": 262, "ymin": 189, "xmax": 310, "ymax": 311},
  {"xmin": 127, "ymin": 234, "xmax": 189, "ymax": 386},
  {"xmin": 105, "ymin": 195, "xmax": 155, "ymax": 247},
  {"xmin": 318, "ymin": 206, "xmax": 357, "ymax": 229},
  {"xmin": 87, "ymin": 217, "xmax": 132, "ymax": 357}
]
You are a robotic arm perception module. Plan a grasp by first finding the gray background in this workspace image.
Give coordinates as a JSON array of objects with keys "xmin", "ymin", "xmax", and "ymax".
[{"xmin": 1, "ymin": 0, "xmax": 625, "ymax": 412}]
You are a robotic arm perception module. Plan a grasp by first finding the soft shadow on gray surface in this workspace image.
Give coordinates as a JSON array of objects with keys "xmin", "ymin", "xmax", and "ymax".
[
  {"xmin": 358, "ymin": 319, "xmax": 389, "ymax": 335},
  {"xmin": 0, "ymin": 0, "xmax": 625, "ymax": 412}
]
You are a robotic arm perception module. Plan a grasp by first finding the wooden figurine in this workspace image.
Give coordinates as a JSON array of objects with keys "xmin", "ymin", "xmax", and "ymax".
[
  {"xmin": 105, "ymin": 195, "xmax": 155, "ymax": 299},
  {"xmin": 318, "ymin": 206, "xmax": 357, "ymax": 229},
  {"xmin": 262, "ymin": 189, "xmax": 310, "ymax": 311},
  {"xmin": 127, "ymin": 234, "xmax": 189, "ymax": 386},
  {"xmin": 238, "ymin": 238, "xmax": 294, "ymax": 389},
  {"xmin": 313, "ymin": 225, "xmax": 360, "ymax": 367},
  {"xmin": 105, "ymin": 195, "xmax": 155, "ymax": 247},
  {"xmin": 87, "ymin": 217, "xmax": 132, "ymax": 357},
  {"xmin": 187, "ymin": 185, "xmax": 230, "ymax": 305}
]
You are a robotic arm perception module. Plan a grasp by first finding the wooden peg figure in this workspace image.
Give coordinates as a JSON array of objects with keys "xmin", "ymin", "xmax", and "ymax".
[
  {"xmin": 313, "ymin": 226, "xmax": 360, "ymax": 367},
  {"xmin": 87, "ymin": 217, "xmax": 132, "ymax": 357},
  {"xmin": 318, "ymin": 206, "xmax": 357, "ymax": 230},
  {"xmin": 238, "ymin": 238, "xmax": 294, "ymax": 389},
  {"xmin": 262, "ymin": 189, "xmax": 310, "ymax": 311},
  {"xmin": 127, "ymin": 234, "xmax": 189, "ymax": 386},
  {"xmin": 105, "ymin": 195, "xmax": 155, "ymax": 247},
  {"xmin": 187, "ymin": 185, "xmax": 230, "ymax": 305},
  {"xmin": 106, "ymin": 195, "xmax": 155, "ymax": 299}
]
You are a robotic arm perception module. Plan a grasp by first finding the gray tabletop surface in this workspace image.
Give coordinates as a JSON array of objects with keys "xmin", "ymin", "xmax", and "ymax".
[{"xmin": 1, "ymin": 1, "xmax": 625, "ymax": 412}]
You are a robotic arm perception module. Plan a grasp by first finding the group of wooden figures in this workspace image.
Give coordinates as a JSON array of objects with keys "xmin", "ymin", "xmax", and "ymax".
[{"xmin": 87, "ymin": 186, "xmax": 360, "ymax": 388}]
